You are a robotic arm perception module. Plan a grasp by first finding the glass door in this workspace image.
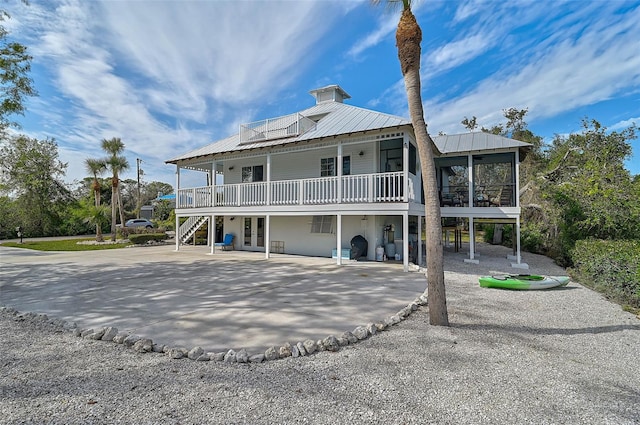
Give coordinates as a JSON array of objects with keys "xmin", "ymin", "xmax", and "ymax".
[{"xmin": 242, "ymin": 217, "xmax": 265, "ymax": 250}]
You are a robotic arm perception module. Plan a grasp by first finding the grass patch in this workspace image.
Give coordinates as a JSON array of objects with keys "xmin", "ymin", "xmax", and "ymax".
[{"xmin": 1, "ymin": 239, "xmax": 132, "ymax": 251}]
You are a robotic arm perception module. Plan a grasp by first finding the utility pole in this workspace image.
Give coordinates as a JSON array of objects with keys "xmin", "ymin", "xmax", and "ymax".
[{"xmin": 136, "ymin": 158, "xmax": 142, "ymax": 218}]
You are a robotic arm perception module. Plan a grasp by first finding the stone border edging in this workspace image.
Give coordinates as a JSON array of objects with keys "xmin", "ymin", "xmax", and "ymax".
[{"xmin": 0, "ymin": 294, "xmax": 427, "ymax": 364}]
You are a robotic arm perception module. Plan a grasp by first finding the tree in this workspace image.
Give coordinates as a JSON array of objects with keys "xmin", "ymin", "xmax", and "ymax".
[
  {"xmin": 75, "ymin": 198, "xmax": 110, "ymax": 241},
  {"xmin": 543, "ymin": 119, "xmax": 639, "ymax": 262},
  {"xmin": 0, "ymin": 6, "xmax": 37, "ymax": 133},
  {"xmin": 84, "ymin": 158, "xmax": 106, "ymax": 241},
  {"xmin": 101, "ymin": 137, "xmax": 129, "ymax": 241},
  {"xmin": 461, "ymin": 116, "xmax": 478, "ymax": 131},
  {"xmin": 0, "ymin": 135, "xmax": 69, "ymax": 236},
  {"xmin": 379, "ymin": 0, "xmax": 448, "ymax": 325}
]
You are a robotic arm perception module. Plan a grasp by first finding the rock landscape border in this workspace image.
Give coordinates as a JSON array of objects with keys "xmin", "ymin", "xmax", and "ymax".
[{"xmin": 0, "ymin": 293, "xmax": 427, "ymax": 364}]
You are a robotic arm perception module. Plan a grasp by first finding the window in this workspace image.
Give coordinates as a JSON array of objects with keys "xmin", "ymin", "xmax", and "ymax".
[
  {"xmin": 320, "ymin": 156, "xmax": 350, "ymax": 177},
  {"xmin": 311, "ymin": 216, "xmax": 333, "ymax": 233},
  {"xmin": 242, "ymin": 165, "xmax": 264, "ymax": 182},
  {"xmin": 380, "ymin": 138, "xmax": 403, "ymax": 172},
  {"xmin": 320, "ymin": 158, "xmax": 335, "ymax": 177},
  {"xmin": 409, "ymin": 143, "xmax": 416, "ymax": 174},
  {"xmin": 342, "ymin": 156, "xmax": 351, "ymax": 176}
]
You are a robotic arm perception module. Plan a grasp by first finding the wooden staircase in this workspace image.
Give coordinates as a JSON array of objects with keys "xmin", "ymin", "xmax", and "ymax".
[{"xmin": 178, "ymin": 216, "xmax": 208, "ymax": 245}]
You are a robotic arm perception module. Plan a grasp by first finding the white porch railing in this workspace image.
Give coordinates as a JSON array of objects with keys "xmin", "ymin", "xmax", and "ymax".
[{"xmin": 177, "ymin": 171, "xmax": 405, "ymax": 209}]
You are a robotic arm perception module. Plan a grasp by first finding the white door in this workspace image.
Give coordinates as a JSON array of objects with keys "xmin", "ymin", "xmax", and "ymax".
[{"xmin": 242, "ymin": 217, "xmax": 265, "ymax": 251}]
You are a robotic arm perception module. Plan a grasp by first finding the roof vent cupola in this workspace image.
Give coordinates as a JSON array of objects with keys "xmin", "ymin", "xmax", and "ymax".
[{"xmin": 309, "ymin": 85, "xmax": 351, "ymax": 105}]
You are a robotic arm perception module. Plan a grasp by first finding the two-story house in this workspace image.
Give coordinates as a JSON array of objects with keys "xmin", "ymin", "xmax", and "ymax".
[{"xmin": 166, "ymin": 85, "xmax": 531, "ymax": 271}]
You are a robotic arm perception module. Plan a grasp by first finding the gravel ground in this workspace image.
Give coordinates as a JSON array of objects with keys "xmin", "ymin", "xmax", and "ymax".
[{"xmin": 1, "ymin": 244, "xmax": 639, "ymax": 424}]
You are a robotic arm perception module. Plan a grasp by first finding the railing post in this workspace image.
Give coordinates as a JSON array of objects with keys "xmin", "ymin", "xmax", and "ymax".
[
  {"xmin": 369, "ymin": 174, "xmax": 374, "ymax": 203},
  {"xmin": 299, "ymin": 180, "xmax": 304, "ymax": 205}
]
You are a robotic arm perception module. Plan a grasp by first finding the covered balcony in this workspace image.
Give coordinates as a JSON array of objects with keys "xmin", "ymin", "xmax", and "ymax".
[{"xmin": 176, "ymin": 171, "xmax": 406, "ymax": 209}]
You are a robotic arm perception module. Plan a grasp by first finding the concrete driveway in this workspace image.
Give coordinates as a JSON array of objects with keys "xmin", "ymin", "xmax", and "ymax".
[{"xmin": 0, "ymin": 244, "xmax": 428, "ymax": 353}]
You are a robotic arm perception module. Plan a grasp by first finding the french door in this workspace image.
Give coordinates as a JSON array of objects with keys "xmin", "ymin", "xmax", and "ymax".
[{"xmin": 243, "ymin": 217, "xmax": 265, "ymax": 251}]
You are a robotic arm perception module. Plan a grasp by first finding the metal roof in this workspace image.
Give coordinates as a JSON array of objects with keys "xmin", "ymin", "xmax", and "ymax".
[
  {"xmin": 166, "ymin": 100, "xmax": 531, "ymax": 164},
  {"xmin": 166, "ymin": 101, "xmax": 411, "ymax": 163},
  {"xmin": 433, "ymin": 132, "xmax": 531, "ymax": 155}
]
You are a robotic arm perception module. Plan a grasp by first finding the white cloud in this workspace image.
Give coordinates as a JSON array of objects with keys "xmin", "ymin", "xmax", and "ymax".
[
  {"xmin": 424, "ymin": 33, "xmax": 496, "ymax": 75},
  {"xmin": 425, "ymin": 3, "xmax": 640, "ymax": 133},
  {"xmin": 611, "ymin": 117, "xmax": 640, "ymax": 131},
  {"xmin": 10, "ymin": 0, "xmax": 351, "ymax": 185},
  {"xmin": 347, "ymin": 13, "xmax": 398, "ymax": 58}
]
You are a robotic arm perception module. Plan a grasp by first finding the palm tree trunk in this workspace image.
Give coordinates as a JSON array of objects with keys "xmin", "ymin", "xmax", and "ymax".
[
  {"xmin": 397, "ymin": 6, "xmax": 448, "ymax": 325},
  {"xmin": 111, "ymin": 182, "xmax": 117, "ymax": 241},
  {"xmin": 117, "ymin": 185, "xmax": 125, "ymax": 228}
]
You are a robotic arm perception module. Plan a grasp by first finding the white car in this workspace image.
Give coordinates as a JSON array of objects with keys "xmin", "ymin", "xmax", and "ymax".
[{"xmin": 124, "ymin": 219, "xmax": 154, "ymax": 228}]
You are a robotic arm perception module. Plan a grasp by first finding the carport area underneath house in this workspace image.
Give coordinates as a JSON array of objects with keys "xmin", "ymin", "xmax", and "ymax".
[{"xmin": 0, "ymin": 245, "xmax": 430, "ymax": 354}]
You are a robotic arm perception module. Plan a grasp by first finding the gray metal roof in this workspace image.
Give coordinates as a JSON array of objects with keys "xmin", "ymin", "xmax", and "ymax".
[
  {"xmin": 166, "ymin": 100, "xmax": 531, "ymax": 164},
  {"xmin": 433, "ymin": 132, "xmax": 531, "ymax": 155},
  {"xmin": 166, "ymin": 101, "xmax": 411, "ymax": 163}
]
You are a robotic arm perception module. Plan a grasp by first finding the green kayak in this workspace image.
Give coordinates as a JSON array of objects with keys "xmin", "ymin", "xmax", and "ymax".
[{"xmin": 479, "ymin": 274, "xmax": 570, "ymax": 290}]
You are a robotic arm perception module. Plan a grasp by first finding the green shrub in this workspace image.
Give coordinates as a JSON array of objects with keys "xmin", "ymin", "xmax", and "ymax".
[
  {"xmin": 128, "ymin": 233, "xmax": 168, "ymax": 245},
  {"xmin": 520, "ymin": 222, "xmax": 546, "ymax": 254},
  {"xmin": 570, "ymin": 239, "xmax": 640, "ymax": 310}
]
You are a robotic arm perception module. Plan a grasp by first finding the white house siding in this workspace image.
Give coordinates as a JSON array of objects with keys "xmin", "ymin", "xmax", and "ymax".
[{"xmin": 267, "ymin": 215, "xmax": 369, "ymax": 258}]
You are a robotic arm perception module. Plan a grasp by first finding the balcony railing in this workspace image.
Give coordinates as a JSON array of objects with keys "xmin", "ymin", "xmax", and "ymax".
[{"xmin": 177, "ymin": 172, "xmax": 405, "ymax": 209}]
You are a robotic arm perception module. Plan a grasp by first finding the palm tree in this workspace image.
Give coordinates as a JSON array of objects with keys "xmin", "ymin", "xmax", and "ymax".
[
  {"xmin": 84, "ymin": 158, "xmax": 106, "ymax": 242},
  {"xmin": 101, "ymin": 137, "xmax": 129, "ymax": 241},
  {"xmin": 377, "ymin": 0, "xmax": 448, "ymax": 325},
  {"xmin": 81, "ymin": 202, "xmax": 111, "ymax": 242}
]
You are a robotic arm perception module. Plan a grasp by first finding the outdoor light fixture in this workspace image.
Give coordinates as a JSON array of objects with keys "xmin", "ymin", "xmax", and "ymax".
[
  {"xmin": 359, "ymin": 151, "xmax": 364, "ymax": 156},
  {"xmin": 228, "ymin": 166, "xmax": 234, "ymax": 170}
]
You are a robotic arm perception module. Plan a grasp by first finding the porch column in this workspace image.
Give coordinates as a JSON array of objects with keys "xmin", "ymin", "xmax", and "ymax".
[
  {"xmin": 403, "ymin": 139, "xmax": 409, "ymax": 202},
  {"xmin": 403, "ymin": 212, "xmax": 409, "ymax": 272},
  {"xmin": 265, "ymin": 214, "xmax": 270, "ymax": 259},
  {"xmin": 266, "ymin": 154, "xmax": 272, "ymax": 206},
  {"xmin": 418, "ymin": 215, "xmax": 423, "ymax": 266},
  {"xmin": 211, "ymin": 161, "xmax": 217, "ymax": 207},
  {"xmin": 510, "ymin": 216, "xmax": 529, "ymax": 269},
  {"xmin": 175, "ymin": 165, "xmax": 180, "ymax": 252},
  {"xmin": 175, "ymin": 214, "xmax": 180, "ymax": 251},
  {"xmin": 336, "ymin": 213, "xmax": 342, "ymax": 265},
  {"xmin": 515, "ymin": 149, "xmax": 520, "ymax": 207},
  {"xmin": 464, "ymin": 217, "xmax": 479, "ymax": 264},
  {"xmin": 209, "ymin": 214, "xmax": 215, "ymax": 255},
  {"xmin": 337, "ymin": 144, "xmax": 342, "ymax": 203},
  {"xmin": 467, "ymin": 154, "xmax": 474, "ymax": 205}
]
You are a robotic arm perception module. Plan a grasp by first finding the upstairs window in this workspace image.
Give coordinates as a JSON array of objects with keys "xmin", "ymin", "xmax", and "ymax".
[
  {"xmin": 320, "ymin": 158, "xmax": 335, "ymax": 177},
  {"xmin": 320, "ymin": 156, "xmax": 351, "ymax": 177},
  {"xmin": 242, "ymin": 165, "xmax": 264, "ymax": 182}
]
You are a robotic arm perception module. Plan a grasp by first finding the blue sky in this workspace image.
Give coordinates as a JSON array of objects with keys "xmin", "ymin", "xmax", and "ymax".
[{"xmin": 5, "ymin": 0, "xmax": 640, "ymax": 188}]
